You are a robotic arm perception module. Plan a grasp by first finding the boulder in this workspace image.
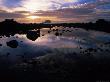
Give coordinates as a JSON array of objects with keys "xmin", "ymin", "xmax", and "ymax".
[
  {"xmin": 6, "ymin": 40, "xmax": 18, "ymax": 48},
  {"xmin": 0, "ymin": 44, "xmax": 2, "ymax": 46},
  {"xmin": 26, "ymin": 30, "xmax": 40, "ymax": 41}
]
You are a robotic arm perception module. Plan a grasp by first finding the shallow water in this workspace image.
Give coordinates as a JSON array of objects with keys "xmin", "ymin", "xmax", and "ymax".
[{"xmin": 0, "ymin": 27, "xmax": 110, "ymax": 67}]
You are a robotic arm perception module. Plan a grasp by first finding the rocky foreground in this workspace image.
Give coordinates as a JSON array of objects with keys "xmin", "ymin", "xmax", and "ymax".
[
  {"xmin": 0, "ymin": 41, "xmax": 110, "ymax": 82},
  {"xmin": 0, "ymin": 27, "xmax": 110, "ymax": 82}
]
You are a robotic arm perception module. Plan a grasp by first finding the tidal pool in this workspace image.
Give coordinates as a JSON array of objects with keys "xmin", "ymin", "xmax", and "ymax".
[{"xmin": 0, "ymin": 27, "xmax": 110, "ymax": 67}]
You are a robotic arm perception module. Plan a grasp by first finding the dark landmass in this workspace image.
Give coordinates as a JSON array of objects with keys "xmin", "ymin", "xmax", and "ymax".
[{"xmin": 0, "ymin": 19, "xmax": 110, "ymax": 37}]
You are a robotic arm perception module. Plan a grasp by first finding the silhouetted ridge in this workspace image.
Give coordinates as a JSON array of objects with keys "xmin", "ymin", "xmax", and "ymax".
[{"xmin": 0, "ymin": 19, "xmax": 110, "ymax": 37}]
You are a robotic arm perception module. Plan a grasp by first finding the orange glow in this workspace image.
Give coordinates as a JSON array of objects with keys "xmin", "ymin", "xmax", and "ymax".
[
  {"xmin": 27, "ymin": 16, "xmax": 39, "ymax": 19},
  {"xmin": 17, "ymin": 16, "xmax": 64, "ymax": 23}
]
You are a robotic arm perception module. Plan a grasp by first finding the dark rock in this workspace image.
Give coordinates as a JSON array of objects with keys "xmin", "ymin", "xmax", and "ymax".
[
  {"xmin": 16, "ymin": 36, "xmax": 18, "ymax": 38},
  {"xmin": 6, "ymin": 40, "xmax": 18, "ymax": 48},
  {"xmin": 55, "ymin": 32, "xmax": 60, "ymax": 36},
  {"xmin": 42, "ymin": 34, "xmax": 45, "ymax": 36},
  {"xmin": 6, "ymin": 52, "xmax": 10, "ymax": 57},
  {"xmin": 104, "ymin": 42, "xmax": 110, "ymax": 46},
  {"xmin": 20, "ymin": 41, "xmax": 23, "ymax": 42},
  {"xmin": 86, "ymin": 48, "xmax": 97, "ymax": 52},
  {"xmin": 48, "ymin": 30, "xmax": 51, "ymax": 33},
  {"xmin": 26, "ymin": 30, "xmax": 40, "ymax": 41},
  {"xmin": 0, "ymin": 44, "xmax": 2, "ymax": 46}
]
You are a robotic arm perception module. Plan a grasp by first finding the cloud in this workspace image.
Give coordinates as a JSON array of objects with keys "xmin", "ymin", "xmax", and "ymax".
[
  {"xmin": 2, "ymin": 0, "xmax": 22, "ymax": 8},
  {"xmin": 0, "ymin": 10, "xmax": 25, "ymax": 19},
  {"xmin": 35, "ymin": 8, "xmax": 94, "ymax": 18},
  {"xmin": 0, "ymin": 0, "xmax": 110, "ymax": 22}
]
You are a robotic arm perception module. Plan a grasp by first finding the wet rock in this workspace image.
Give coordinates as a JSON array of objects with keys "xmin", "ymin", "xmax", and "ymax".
[
  {"xmin": 42, "ymin": 34, "xmax": 45, "ymax": 36},
  {"xmin": 55, "ymin": 32, "xmax": 60, "ymax": 36},
  {"xmin": 0, "ymin": 44, "xmax": 2, "ymax": 46},
  {"xmin": 79, "ymin": 47, "xmax": 83, "ymax": 49},
  {"xmin": 6, "ymin": 40, "xmax": 18, "ymax": 48},
  {"xmin": 26, "ymin": 30, "xmax": 40, "ymax": 41},
  {"xmin": 6, "ymin": 52, "xmax": 10, "ymax": 57},
  {"xmin": 87, "ymin": 48, "xmax": 97, "ymax": 52},
  {"xmin": 20, "ymin": 41, "xmax": 23, "ymax": 42},
  {"xmin": 16, "ymin": 36, "xmax": 18, "ymax": 38},
  {"xmin": 97, "ymin": 48, "xmax": 103, "ymax": 52},
  {"xmin": 48, "ymin": 30, "xmax": 51, "ymax": 33},
  {"xmin": 104, "ymin": 42, "xmax": 110, "ymax": 47}
]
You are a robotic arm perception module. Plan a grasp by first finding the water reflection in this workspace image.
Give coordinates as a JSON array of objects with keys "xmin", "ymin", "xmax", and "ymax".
[{"xmin": 0, "ymin": 27, "xmax": 110, "ymax": 67}]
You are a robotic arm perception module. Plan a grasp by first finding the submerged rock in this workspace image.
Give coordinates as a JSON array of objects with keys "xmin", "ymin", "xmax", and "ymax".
[{"xmin": 6, "ymin": 40, "xmax": 18, "ymax": 48}]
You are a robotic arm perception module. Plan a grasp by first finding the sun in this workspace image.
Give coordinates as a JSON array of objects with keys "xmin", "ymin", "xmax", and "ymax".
[{"xmin": 27, "ymin": 16, "xmax": 39, "ymax": 19}]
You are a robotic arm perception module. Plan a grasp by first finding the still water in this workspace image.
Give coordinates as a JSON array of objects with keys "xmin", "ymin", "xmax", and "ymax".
[{"xmin": 0, "ymin": 27, "xmax": 110, "ymax": 67}]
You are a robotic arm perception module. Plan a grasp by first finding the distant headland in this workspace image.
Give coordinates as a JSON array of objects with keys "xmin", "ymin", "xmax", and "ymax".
[{"xmin": 0, "ymin": 19, "xmax": 110, "ymax": 37}]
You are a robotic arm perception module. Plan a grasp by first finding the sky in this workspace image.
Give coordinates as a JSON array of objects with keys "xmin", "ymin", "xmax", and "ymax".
[{"xmin": 0, "ymin": 0, "xmax": 110, "ymax": 23}]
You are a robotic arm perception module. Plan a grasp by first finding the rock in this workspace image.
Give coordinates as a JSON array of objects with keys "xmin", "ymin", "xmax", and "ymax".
[
  {"xmin": 6, "ymin": 52, "xmax": 10, "ymax": 57},
  {"xmin": 55, "ymin": 32, "xmax": 60, "ymax": 36},
  {"xmin": 20, "ymin": 41, "xmax": 23, "ymax": 42},
  {"xmin": 0, "ymin": 44, "xmax": 2, "ymax": 46},
  {"xmin": 6, "ymin": 40, "xmax": 18, "ymax": 48},
  {"xmin": 26, "ymin": 30, "xmax": 40, "ymax": 41}
]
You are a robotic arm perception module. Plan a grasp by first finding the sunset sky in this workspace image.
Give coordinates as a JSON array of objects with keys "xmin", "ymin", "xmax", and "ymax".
[{"xmin": 0, "ymin": 0, "xmax": 110, "ymax": 23}]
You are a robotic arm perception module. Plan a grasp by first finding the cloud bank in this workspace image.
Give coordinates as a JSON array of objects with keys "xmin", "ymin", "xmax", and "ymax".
[{"xmin": 0, "ymin": 0, "xmax": 110, "ymax": 23}]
